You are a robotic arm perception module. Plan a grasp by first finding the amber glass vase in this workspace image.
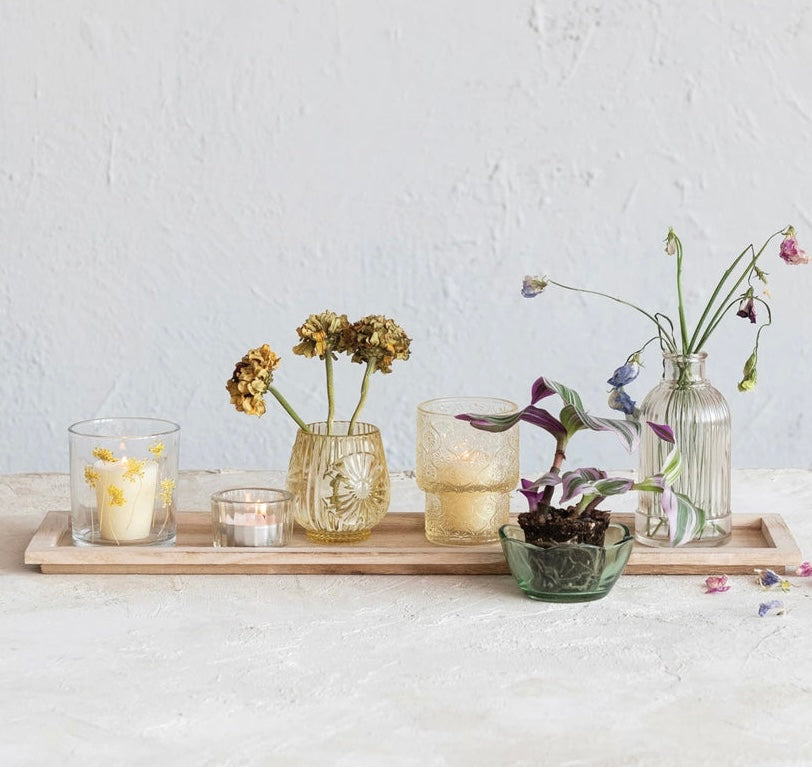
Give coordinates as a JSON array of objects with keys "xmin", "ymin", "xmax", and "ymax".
[
  {"xmin": 416, "ymin": 397, "xmax": 519, "ymax": 545},
  {"xmin": 636, "ymin": 353, "xmax": 732, "ymax": 547},
  {"xmin": 285, "ymin": 421, "xmax": 390, "ymax": 543}
]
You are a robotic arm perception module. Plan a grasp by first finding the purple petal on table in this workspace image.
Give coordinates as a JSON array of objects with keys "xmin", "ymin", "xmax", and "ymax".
[
  {"xmin": 758, "ymin": 600, "xmax": 785, "ymax": 617},
  {"xmin": 704, "ymin": 575, "xmax": 731, "ymax": 593}
]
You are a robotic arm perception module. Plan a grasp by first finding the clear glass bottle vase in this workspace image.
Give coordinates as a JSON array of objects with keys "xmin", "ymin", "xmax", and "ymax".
[{"xmin": 635, "ymin": 353, "xmax": 732, "ymax": 547}]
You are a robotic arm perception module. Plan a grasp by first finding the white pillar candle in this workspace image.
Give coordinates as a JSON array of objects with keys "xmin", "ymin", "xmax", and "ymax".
[{"xmin": 95, "ymin": 458, "xmax": 158, "ymax": 542}]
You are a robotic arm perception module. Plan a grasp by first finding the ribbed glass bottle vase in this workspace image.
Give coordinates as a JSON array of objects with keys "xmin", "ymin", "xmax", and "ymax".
[{"xmin": 635, "ymin": 353, "xmax": 732, "ymax": 547}]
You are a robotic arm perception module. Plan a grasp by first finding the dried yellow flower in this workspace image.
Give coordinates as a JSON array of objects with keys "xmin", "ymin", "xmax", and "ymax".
[
  {"xmin": 84, "ymin": 466, "xmax": 99, "ymax": 488},
  {"xmin": 226, "ymin": 343, "xmax": 281, "ymax": 416},
  {"xmin": 92, "ymin": 447, "xmax": 116, "ymax": 463},
  {"xmin": 160, "ymin": 478, "xmax": 175, "ymax": 508},
  {"xmin": 122, "ymin": 458, "xmax": 146, "ymax": 482},
  {"xmin": 292, "ymin": 311, "xmax": 351, "ymax": 359},
  {"xmin": 108, "ymin": 485, "xmax": 126, "ymax": 507},
  {"xmin": 148, "ymin": 442, "xmax": 164, "ymax": 457},
  {"xmin": 348, "ymin": 315, "xmax": 411, "ymax": 374}
]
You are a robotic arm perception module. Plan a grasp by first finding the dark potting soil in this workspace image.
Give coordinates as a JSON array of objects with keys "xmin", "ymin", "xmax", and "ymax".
[{"xmin": 517, "ymin": 506, "xmax": 611, "ymax": 546}]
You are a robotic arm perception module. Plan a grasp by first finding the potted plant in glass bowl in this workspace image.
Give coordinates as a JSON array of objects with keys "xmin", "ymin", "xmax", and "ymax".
[
  {"xmin": 226, "ymin": 311, "xmax": 411, "ymax": 543},
  {"xmin": 458, "ymin": 374, "xmax": 703, "ymax": 602}
]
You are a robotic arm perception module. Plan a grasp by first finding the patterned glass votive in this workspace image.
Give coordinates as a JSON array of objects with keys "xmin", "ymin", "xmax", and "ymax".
[
  {"xmin": 69, "ymin": 418, "xmax": 180, "ymax": 546},
  {"xmin": 416, "ymin": 397, "xmax": 519, "ymax": 545},
  {"xmin": 211, "ymin": 488, "xmax": 295, "ymax": 547}
]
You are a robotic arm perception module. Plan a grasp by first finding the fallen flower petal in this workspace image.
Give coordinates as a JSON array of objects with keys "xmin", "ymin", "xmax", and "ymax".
[
  {"xmin": 758, "ymin": 600, "xmax": 786, "ymax": 617},
  {"xmin": 755, "ymin": 568, "xmax": 793, "ymax": 591},
  {"xmin": 704, "ymin": 575, "xmax": 730, "ymax": 593},
  {"xmin": 797, "ymin": 562, "xmax": 812, "ymax": 577}
]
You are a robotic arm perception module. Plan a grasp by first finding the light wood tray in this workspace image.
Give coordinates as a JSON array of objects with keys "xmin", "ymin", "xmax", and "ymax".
[{"xmin": 24, "ymin": 511, "xmax": 802, "ymax": 575}]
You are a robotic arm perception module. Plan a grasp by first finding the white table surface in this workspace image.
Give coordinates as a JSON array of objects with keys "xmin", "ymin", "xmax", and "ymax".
[{"xmin": 2, "ymin": 468, "xmax": 811, "ymax": 767}]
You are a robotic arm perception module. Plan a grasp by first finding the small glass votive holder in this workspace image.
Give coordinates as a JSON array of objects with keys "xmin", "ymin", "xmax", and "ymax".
[
  {"xmin": 69, "ymin": 417, "xmax": 180, "ymax": 546},
  {"xmin": 211, "ymin": 488, "xmax": 295, "ymax": 547},
  {"xmin": 416, "ymin": 397, "xmax": 519, "ymax": 545}
]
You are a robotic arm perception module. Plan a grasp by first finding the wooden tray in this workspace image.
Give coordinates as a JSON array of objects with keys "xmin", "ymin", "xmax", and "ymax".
[{"xmin": 24, "ymin": 511, "xmax": 802, "ymax": 575}]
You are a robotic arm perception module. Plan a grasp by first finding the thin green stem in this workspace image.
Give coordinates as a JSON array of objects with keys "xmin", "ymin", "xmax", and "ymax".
[
  {"xmin": 674, "ymin": 236, "xmax": 690, "ymax": 354},
  {"xmin": 686, "ymin": 243, "xmax": 754, "ymax": 352},
  {"xmin": 689, "ymin": 230, "xmax": 784, "ymax": 352},
  {"xmin": 349, "ymin": 361, "xmax": 375, "ymax": 433},
  {"xmin": 268, "ymin": 386, "xmax": 310, "ymax": 432},
  {"xmin": 324, "ymin": 351, "xmax": 335, "ymax": 435},
  {"xmin": 548, "ymin": 280, "xmax": 678, "ymax": 353}
]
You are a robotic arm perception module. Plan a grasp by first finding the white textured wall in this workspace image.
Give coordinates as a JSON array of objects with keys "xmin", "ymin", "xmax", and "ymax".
[{"xmin": 2, "ymin": 1, "xmax": 811, "ymax": 475}]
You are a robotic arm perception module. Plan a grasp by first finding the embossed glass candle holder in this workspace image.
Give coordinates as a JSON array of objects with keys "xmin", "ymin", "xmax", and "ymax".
[
  {"xmin": 211, "ymin": 488, "xmax": 295, "ymax": 547},
  {"xmin": 416, "ymin": 397, "xmax": 519, "ymax": 545},
  {"xmin": 69, "ymin": 418, "xmax": 180, "ymax": 546}
]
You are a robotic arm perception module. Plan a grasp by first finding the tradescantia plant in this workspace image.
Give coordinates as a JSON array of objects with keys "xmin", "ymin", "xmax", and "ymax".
[{"xmin": 458, "ymin": 375, "xmax": 705, "ymax": 546}]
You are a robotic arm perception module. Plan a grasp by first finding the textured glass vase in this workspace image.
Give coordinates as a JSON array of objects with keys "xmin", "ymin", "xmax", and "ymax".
[
  {"xmin": 635, "ymin": 353, "xmax": 731, "ymax": 547},
  {"xmin": 286, "ymin": 421, "xmax": 390, "ymax": 543},
  {"xmin": 416, "ymin": 397, "xmax": 519, "ymax": 545}
]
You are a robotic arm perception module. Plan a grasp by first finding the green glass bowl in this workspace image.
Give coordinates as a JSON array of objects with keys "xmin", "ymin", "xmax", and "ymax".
[{"xmin": 498, "ymin": 522, "xmax": 634, "ymax": 602}]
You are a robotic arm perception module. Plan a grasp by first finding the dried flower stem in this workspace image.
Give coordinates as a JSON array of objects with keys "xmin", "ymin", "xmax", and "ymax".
[
  {"xmin": 349, "ymin": 360, "xmax": 376, "ymax": 433},
  {"xmin": 268, "ymin": 386, "xmax": 310, "ymax": 432},
  {"xmin": 325, "ymin": 352, "xmax": 335, "ymax": 435},
  {"xmin": 547, "ymin": 279, "xmax": 679, "ymax": 353}
]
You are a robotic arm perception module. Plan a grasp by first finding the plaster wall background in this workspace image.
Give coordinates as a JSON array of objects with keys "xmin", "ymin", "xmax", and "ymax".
[{"xmin": 2, "ymin": 0, "xmax": 810, "ymax": 475}]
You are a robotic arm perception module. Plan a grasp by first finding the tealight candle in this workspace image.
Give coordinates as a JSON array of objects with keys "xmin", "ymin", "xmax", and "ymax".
[
  {"xmin": 227, "ymin": 511, "xmax": 286, "ymax": 547},
  {"xmin": 211, "ymin": 488, "xmax": 294, "ymax": 548}
]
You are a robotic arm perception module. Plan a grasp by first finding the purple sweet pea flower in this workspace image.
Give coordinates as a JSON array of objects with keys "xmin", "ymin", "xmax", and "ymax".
[
  {"xmin": 779, "ymin": 231, "xmax": 808, "ymax": 265},
  {"xmin": 607, "ymin": 361, "xmax": 639, "ymax": 387},
  {"xmin": 522, "ymin": 275, "xmax": 549, "ymax": 297},
  {"xmin": 608, "ymin": 387, "xmax": 636, "ymax": 415},
  {"xmin": 758, "ymin": 599, "xmax": 785, "ymax": 617},
  {"xmin": 736, "ymin": 295, "xmax": 756, "ymax": 323}
]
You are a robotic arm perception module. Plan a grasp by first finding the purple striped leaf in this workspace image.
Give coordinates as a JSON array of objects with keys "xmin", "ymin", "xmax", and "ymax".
[
  {"xmin": 455, "ymin": 410, "xmax": 523, "ymax": 433},
  {"xmin": 660, "ymin": 446, "xmax": 682, "ymax": 486},
  {"xmin": 633, "ymin": 474, "xmax": 667, "ymax": 493},
  {"xmin": 660, "ymin": 487, "xmax": 706, "ymax": 546},
  {"xmin": 560, "ymin": 468, "xmax": 607, "ymax": 503},
  {"xmin": 531, "ymin": 376, "xmax": 583, "ymax": 409},
  {"xmin": 647, "ymin": 421, "xmax": 675, "ymax": 444},
  {"xmin": 560, "ymin": 404, "xmax": 642, "ymax": 452}
]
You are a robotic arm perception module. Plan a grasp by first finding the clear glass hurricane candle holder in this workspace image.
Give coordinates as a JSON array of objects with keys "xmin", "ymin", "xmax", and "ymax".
[
  {"xmin": 416, "ymin": 397, "xmax": 519, "ymax": 545},
  {"xmin": 211, "ymin": 488, "xmax": 295, "ymax": 547},
  {"xmin": 69, "ymin": 418, "xmax": 180, "ymax": 546}
]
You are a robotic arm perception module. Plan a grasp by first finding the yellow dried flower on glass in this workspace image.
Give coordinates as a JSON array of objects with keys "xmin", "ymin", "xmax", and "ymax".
[
  {"xmin": 122, "ymin": 458, "xmax": 146, "ymax": 481},
  {"xmin": 84, "ymin": 466, "xmax": 99, "ymax": 488},
  {"xmin": 148, "ymin": 442, "xmax": 164, "ymax": 457},
  {"xmin": 108, "ymin": 485, "xmax": 126, "ymax": 507},
  {"xmin": 160, "ymin": 478, "xmax": 175, "ymax": 508},
  {"xmin": 92, "ymin": 447, "xmax": 116, "ymax": 463}
]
